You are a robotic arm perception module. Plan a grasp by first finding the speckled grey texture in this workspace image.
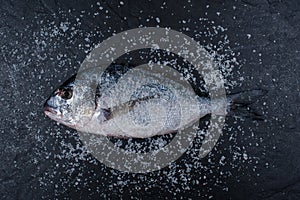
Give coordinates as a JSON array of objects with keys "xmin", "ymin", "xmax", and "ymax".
[{"xmin": 0, "ymin": 0, "xmax": 299, "ymax": 199}]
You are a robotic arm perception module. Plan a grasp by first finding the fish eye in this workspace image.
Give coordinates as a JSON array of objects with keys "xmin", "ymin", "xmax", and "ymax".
[{"xmin": 60, "ymin": 89, "xmax": 73, "ymax": 100}]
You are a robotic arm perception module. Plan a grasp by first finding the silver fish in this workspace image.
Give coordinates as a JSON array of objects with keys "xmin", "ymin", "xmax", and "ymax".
[{"xmin": 44, "ymin": 65, "xmax": 265, "ymax": 138}]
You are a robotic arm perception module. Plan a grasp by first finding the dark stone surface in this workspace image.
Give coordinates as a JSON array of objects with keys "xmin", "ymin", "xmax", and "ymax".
[{"xmin": 0, "ymin": 0, "xmax": 299, "ymax": 199}]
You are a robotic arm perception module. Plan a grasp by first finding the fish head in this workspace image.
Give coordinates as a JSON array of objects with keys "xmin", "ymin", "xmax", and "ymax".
[{"xmin": 44, "ymin": 75, "xmax": 77, "ymax": 128}]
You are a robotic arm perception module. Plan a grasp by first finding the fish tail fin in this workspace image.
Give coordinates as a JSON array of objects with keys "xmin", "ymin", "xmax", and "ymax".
[{"xmin": 227, "ymin": 89, "xmax": 267, "ymax": 120}]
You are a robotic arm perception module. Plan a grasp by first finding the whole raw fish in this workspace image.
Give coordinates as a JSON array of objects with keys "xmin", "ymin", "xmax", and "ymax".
[{"xmin": 44, "ymin": 65, "xmax": 265, "ymax": 138}]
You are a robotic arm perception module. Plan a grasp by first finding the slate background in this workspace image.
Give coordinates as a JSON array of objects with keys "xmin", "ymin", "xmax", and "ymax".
[{"xmin": 0, "ymin": 0, "xmax": 300, "ymax": 199}]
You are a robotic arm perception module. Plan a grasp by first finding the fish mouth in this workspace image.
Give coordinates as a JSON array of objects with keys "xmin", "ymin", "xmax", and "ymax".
[
  {"xmin": 44, "ymin": 104, "xmax": 77, "ymax": 129},
  {"xmin": 44, "ymin": 104, "xmax": 62, "ymax": 121},
  {"xmin": 44, "ymin": 105, "xmax": 57, "ymax": 115}
]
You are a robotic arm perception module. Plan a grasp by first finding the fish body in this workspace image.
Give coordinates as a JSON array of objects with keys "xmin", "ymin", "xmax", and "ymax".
[{"xmin": 44, "ymin": 65, "xmax": 264, "ymax": 138}]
